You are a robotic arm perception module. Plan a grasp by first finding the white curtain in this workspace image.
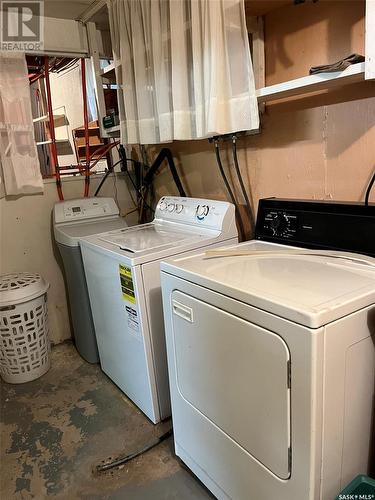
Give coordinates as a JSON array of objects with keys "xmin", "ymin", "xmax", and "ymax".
[
  {"xmin": 85, "ymin": 59, "xmax": 98, "ymax": 123},
  {"xmin": 0, "ymin": 52, "xmax": 43, "ymax": 196},
  {"xmin": 108, "ymin": 0, "xmax": 259, "ymax": 145}
]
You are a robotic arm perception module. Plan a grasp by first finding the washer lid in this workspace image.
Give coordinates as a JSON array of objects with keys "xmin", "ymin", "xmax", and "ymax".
[
  {"xmin": 98, "ymin": 223, "xmax": 208, "ymax": 254},
  {"xmin": 161, "ymin": 241, "xmax": 375, "ymax": 328},
  {"xmin": 54, "ymin": 217, "xmax": 128, "ymax": 247},
  {"xmin": 0, "ymin": 273, "xmax": 49, "ymax": 306}
]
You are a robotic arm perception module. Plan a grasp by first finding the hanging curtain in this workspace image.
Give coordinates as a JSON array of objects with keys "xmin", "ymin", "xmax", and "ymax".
[
  {"xmin": 85, "ymin": 59, "xmax": 98, "ymax": 122},
  {"xmin": 0, "ymin": 52, "xmax": 43, "ymax": 196},
  {"xmin": 108, "ymin": 0, "xmax": 259, "ymax": 145}
]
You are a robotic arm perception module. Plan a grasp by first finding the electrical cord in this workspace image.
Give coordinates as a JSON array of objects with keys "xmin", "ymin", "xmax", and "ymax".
[
  {"xmin": 94, "ymin": 159, "xmax": 122, "ymax": 196},
  {"xmin": 365, "ymin": 167, "xmax": 375, "ymax": 206},
  {"xmin": 232, "ymin": 136, "xmax": 255, "ymax": 230},
  {"xmin": 127, "ymin": 172, "xmax": 155, "ymax": 215},
  {"xmin": 214, "ymin": 140, "xmax": 245, "ymax": 241},
  {"xmin": 94, "ymin": 148, "xmax": 154, "ymax": 214}
]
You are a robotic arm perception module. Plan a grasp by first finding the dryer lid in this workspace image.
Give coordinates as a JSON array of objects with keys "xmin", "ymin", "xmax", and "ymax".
[{"xmin": 161, "ymin": 241, "xmax": 375, "ymax": 328}]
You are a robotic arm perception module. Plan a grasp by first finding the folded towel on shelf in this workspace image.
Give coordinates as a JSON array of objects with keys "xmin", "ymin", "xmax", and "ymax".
[{"xmin": 309, "ymin": 54, "xmax": 365, "ymax": 74}]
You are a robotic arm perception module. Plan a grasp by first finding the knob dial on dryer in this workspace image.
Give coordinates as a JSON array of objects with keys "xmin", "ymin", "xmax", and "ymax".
[
  {"xmin": 175, "ymin": 204, "xmax": 183, "ymax": 213},
  {"xmin": 167, "ymin": 203, "xmax": 175, "ymax": 212},
  {"xmin": 269, "ymin": 213, "xmax": 290, "ymax": 236}
]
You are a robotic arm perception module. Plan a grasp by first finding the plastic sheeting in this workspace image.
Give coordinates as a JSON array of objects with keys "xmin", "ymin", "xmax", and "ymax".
[{"xmin": 0, "ymin": 52, "xmax": 43, "ymax": 196}]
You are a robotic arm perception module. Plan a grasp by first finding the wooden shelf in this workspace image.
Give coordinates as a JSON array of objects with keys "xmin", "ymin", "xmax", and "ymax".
[
  {"xmin": 74, "ymin": 126, "xmax": 100, "ymax": 136},
  {"xmin": 256, "ymin": 62, "xmax": 366, "ymax": 103},
  {"xmin": 100, "ymin": 62, "xmax": 116, "ymax": 81},
  {"xmin": 33, "ymin": 114, "xmax": 67, "ymax": 126},
  {"xmin": 77, "ymin": 143, "xmax": 104, "ymax": 149},
  {"xmin": 36, "ymin": 139, "xmax": 69, "ymax": 146}
]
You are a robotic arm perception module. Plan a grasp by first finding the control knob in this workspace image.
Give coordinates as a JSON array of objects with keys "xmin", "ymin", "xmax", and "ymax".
[
  {"xmin": 159, "ymin": 200, "xmax": 167, "ymax": 211},
  {"xmin": 167, "ymin": 203, "xmax": 175, "ymax": 212},
  {"xmin": 196, "ymin": 205, "xmax": 209, "ymax": 219},
  {"xmin": 269, "ymin": 213, "xmax": 290, "ymax": 236},
  {"xmin": 175, "ymin": 204, "xmax": 184, "ymax": 213}
]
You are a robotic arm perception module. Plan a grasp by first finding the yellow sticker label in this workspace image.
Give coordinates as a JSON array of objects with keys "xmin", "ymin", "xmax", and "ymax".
[{"xmin": 119, "ymin": 265, "xmax": 136, "ymax": 304}]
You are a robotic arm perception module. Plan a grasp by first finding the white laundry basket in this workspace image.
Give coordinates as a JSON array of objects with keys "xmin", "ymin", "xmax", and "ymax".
[{"xmin": 0, "ymin": 273, "xmax": 51, "ymax": 383}]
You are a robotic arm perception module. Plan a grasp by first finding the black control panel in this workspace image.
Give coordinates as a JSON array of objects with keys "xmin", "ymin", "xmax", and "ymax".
[{"xmin": 255, "ymin": 198, "xmax": 375, "ymax": 257}]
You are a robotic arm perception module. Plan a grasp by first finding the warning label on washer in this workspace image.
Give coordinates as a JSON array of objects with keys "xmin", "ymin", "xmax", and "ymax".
[
  {"xmin": 119, "ymin": 264, "xmax": 136, "ymax": 304},
  {"xmin": 125, "ymin": 305, "xmax": 139, "ymax": 333}
]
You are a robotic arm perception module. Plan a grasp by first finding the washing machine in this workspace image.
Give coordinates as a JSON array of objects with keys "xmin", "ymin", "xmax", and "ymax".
[
  {"xmin": 160, "ymin": 198, "xmax": 375, "ymax": 500},
  {"xmin": 53, "ymin": 197, "xmax": 128, "ymax": 363},
  {"xmin": 79, "ymin": 196, "xmax": 237, "ymax": 423}
]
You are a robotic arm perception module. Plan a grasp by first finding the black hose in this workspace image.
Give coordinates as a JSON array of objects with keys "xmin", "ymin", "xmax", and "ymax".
[
  {"xmin": 365, "ymin": 167, "xmax": 375, "ymax": 206},
  {"xmin": 214, "ymin": 140, "xmax": 245, "ymax": 241},
  {"xmin": 143, "ymin": 148, "xmax": 186, "ymax": 197},
  {"xmin": 119, "ymin": 144, "xmax": 127, "ymax": 172},
  {"xmin": 95, "ymin": 428, "xmax": 173, "ymax": 473},
  {"xmin": 232, "ymin": 137, "xmax": 255, "ymax": 230}
]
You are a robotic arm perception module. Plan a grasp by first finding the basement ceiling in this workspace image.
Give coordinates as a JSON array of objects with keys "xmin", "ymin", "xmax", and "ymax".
[
  {"xmin": 44, "ymin": 0, "xmax": 93, "ymax": 20},
  {"xmin": 44, "ymin": 0, "xmax": 110, "ymax": 31}
]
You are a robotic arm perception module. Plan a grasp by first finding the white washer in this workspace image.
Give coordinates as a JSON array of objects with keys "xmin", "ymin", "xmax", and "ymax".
[
  {"xmin": 79, "ymin": 196, "xmax": 237, "ymax": 423},
  {"xmin": 53, "ymin": 197, "xmax": 128, "ymax": 363},
  {"xmin": 160, "ymin": 198, "xmax": 375, "ymax": 500}
]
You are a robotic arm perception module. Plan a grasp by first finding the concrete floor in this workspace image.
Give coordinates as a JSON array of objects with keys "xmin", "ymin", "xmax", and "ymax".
[{"xmin": 1, "ymin": 342, "xmax": 213, "ymax": 499}]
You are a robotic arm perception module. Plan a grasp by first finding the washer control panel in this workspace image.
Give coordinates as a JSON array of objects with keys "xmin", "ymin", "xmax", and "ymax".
[
  {"xmin": 54, "ymin": 198, "xmax": 119, "ymax": 224},
  {"xmin": 255, "ymin": 198, "xmax": 375, "ymax": 257},
  {"xmin": 155, "ymin": 196, "xmax": 234, "ymax": 231}
]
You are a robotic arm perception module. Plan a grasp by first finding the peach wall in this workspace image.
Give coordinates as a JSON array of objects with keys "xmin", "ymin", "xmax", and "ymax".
[{"xmin": 150, "ymin": 0, "xmax": 375, "ymax": 238}]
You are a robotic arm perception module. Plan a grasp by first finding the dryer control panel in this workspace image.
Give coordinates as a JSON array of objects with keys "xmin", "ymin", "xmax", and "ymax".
[
  {"xmin": 255, "ymin": 198, "xmax": 375, "ymax": 257},
  {"xmin": 54, "ymin": 198, "xmax": 119, "ymax": 224},
  {"xmin": 155, "ymin": 196, "xmax": 236, "ymax": 233}
]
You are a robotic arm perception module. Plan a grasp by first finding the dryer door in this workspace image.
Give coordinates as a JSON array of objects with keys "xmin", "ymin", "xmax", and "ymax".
[{"xmin": 171, "ymin": 291, "xmax": 291, "ymax": 479}]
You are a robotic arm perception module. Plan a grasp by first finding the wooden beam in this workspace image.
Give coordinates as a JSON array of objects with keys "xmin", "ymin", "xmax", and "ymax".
[
  {"xmin": 365, "ymin": 0, "xmax": 375, "ymax": 80},
  {"xmin": 245, "ymin": 0, "xmax": 291, "ymax": 17},
  {"xmin": 251, "ymin": 16, "xmax": 265, "ymax": 114},
  {"xmin": 252, "ymin": 17, "xmax": 265, "ymax": 91}
]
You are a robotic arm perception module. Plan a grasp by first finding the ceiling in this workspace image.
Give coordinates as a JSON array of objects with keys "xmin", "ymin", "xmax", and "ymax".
[
  {"xmin": 45, "ymin": 0, "xmax": 300, "ymax": 32},
  {"xmin": 44, "ymin": 0, "xmax": 93, "ymax": 20},
  {"xmin": 44, "ymin": 0, "xmax": 109, "ymax": 30}
]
